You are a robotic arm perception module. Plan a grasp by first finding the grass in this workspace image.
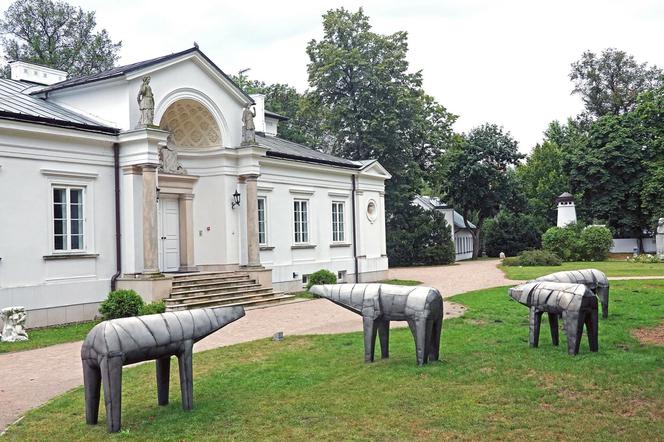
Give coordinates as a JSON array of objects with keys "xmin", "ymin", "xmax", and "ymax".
[
  {"xmin": 4, "ymin": 280, "xmax": 664, "ymax": 440},
  {"xmin": 500, "ymin": 260, "xmax": 664, "ymax": 280},
  {"xmin": 0, "ymin": 321, "xmax": 96, "ymax": 354},
  {"xmin": 379, "ymin": 279, "xmax": 422, "ymax": 286}
]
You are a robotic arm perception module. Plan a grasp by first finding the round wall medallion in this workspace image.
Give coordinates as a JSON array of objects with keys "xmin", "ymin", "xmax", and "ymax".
[{"xmin": 366, "ymin": 199, "xmax": 378, "ymax": 223}]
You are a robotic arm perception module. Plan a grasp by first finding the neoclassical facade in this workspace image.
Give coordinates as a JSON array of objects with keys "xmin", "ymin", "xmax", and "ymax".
[{"xmin": 0, "ymin": 47, "xmax": 390, "ymax": 327}]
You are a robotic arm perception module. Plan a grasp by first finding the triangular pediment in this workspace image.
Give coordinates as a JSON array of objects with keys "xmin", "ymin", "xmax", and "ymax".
[{"xmin": 359, "ymin": 160, "xmax": 392, "ymax": 179}]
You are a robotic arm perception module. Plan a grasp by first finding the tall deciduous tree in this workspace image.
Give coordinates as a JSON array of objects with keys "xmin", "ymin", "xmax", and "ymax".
[
  {"xmin": 0, "ymin": 0, "xmax": 121, "ymax": 78},
  {"xmin": 437, "ymin": 124, "xmax": 524, "ymax": 258},
  {"xmin": 570, "ymin": 48, "xmax": 662, "ymax": 118}
]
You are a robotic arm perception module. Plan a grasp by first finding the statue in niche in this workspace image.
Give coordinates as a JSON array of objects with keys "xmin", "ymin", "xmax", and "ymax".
[
  {"xmin": 159, "ymin": 135, "xmax": 186, "ymax": 174},
  {"xmin": 241, "ymin": 104, "xmax": 256, "ymax": 145},
  {"xmin": 136, "ymin": 76, "xmax": 155, "ymax": 128}
]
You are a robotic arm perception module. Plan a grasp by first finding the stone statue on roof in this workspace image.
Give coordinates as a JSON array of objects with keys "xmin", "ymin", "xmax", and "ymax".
[
  {"xmin": 136, "ymin": 76, "xmax": 155, "ymax": 128},
  {"xmin": 241, "ymin": 104, "xmax": 256, "ymax": 145}
]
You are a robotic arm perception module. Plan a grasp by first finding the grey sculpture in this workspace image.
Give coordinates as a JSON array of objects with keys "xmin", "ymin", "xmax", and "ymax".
[
  {"xmin": 310, "ymin": 283, "xmax": 443, "ymax": 366},
  {"xmin": 509, "ymin": 281, "xmax": 598, "ymax": 355},
  {"xmin": 81, "ymin": 306, "xmax": 245, "ymax": 433},
  {"xmin": 0, "ymin": 306, "xmax": 28, "ymax": 342},
  {"xmin": 536, "ymin": 268, "xmax": 609, "ymax": 318},
  {"xmin": 241, "ymin": 104, "xmax": 256, "ymax": 145},
  {"xmin": 136, "ymin": 76, "xmax": 154, "ymax": 128}
]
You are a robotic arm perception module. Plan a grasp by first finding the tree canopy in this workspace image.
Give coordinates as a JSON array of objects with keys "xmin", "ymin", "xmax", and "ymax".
[{"xmin": 0, "ymin": 0, "xmax": 121, "ymax": 78}]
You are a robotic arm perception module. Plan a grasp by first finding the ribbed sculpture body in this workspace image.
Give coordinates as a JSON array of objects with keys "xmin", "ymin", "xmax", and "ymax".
[
  {"xmin": 310, "ymin": 283, "xmax": 444, "ymax": 365},
  {"xmin": 536, "ymin": 269, "xmax": 609, "ymax": 318},
  {"xmin": 81, "ymin": 306, "xmax": 245, "ymax": 432},
  {"xmin": 509, "ymin": 281, "xmax": 598, "ymax": 355}
]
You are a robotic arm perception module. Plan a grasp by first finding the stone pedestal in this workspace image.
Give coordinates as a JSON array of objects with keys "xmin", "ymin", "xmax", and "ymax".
[{"xmin": 116, "ymin": 275, "xmax": 173, "ymax": 303}]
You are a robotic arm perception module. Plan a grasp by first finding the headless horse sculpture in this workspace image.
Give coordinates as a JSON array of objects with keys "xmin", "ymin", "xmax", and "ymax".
[
  {"xmin": 536, "ymin": 269, "xmax": 610, "ymax": 318},
  {"xmin": 81, "ymin": 306, "xmax": 245, "ymax": 432},
  {"xmin": 509, "ymin": 281, "xmax": 598, "ymax": 355},
  {"xmin": 310, "ymin": 283, "xmax": 443, "ymax": 365}
]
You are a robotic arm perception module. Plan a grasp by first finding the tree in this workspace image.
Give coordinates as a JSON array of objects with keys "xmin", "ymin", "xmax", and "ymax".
[
  {"xmin": 483, "ymin": 210, "xmax": 542, "ymax": 257},
  {"xmin": 0, "ymin": 0, "xmax": 121, "ymax": 78},
  {"xmin": 570, "ymin": 48, "xmax": 662, "ymax": 118},
  {"xmin": 437, "ymin": 124, "xmax": 524, "ymax": 259}
]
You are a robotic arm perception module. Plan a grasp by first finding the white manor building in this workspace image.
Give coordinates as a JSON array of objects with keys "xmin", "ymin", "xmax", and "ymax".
[{"xmin": 0, "ymin": 47, "xmax": 390, "ymax": 328}]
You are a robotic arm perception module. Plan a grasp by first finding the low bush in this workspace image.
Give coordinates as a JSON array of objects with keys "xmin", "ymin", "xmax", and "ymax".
[
  {"xmin": 140, "ymin": 301, "xmax": 166, "ymax": 315},
  {"xmin": 99, "ymin": 289, "xmax": 144, "ymax": 320},
  {"xmin": 627, "ymin": 254, "xmax": 661, "ymax": 264},
  {"xmin": 483, "ymin": 210, "xmax": 542, "ymax": 257},
  {"xmin": 502, "ymin": 249, "xmax": 562, "ymax": 267},
  {"xmin": 306, "ymin": 269, "xmax": 337, "ymax": 291},
  {"xmin": 542, "ymin": 223, "xmax": 613, "ymax": 262},
  {"xmin": 580, "ymin": 226, "xmax": 614, "ymax": 261}
]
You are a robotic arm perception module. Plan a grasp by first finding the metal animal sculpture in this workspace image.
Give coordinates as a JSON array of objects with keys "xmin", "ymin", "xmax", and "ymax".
[
  {"xmin": 310, "ymin": 283, "xmax": 443, "ymax": 366},
  {"xmin": 509, "ymin": 281, "xmax": 598, "ymax": 355},
  {"xmin": 536, "ymin": 269, "xmax": 610, "ymax": 318},
  {"xmin": 81, "ymin": 306, "xmax": 245, "ymax": 432}
]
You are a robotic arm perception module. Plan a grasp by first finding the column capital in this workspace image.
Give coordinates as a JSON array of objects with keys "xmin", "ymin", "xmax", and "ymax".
[
  {"xmin": 239, "ymin": 173, "xmax": 260, "ymax": 182},
  {"xmin": 179, "ymin": 193, "xmax": 195, "ymax": 200},
  {"xmin": 122, "ymin": 165, "xmax": 143, "ymax": 175},
  {"xmin": 140, "ymin": 164, "xmax": 158, "ymax": 172}
]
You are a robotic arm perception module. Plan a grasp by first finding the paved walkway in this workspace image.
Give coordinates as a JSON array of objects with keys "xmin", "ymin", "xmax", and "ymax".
[{"xmin": 0, "ymin": 259, "xmax": 507, "ymax": 432}]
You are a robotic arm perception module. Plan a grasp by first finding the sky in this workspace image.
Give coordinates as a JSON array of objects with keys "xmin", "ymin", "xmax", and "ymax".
[{"xmin": 12, "ymin": 0, "xmax": 664, "ymax": 152}]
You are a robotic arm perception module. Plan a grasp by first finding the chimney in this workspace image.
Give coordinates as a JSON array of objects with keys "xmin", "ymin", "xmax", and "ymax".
[
  {"xmin": 249, "ymin": 93, "xmax": 266, "ymax": 133},
  {"xmin": 9, "ymin": 61, "xmax": 67, "ymax": 86}
]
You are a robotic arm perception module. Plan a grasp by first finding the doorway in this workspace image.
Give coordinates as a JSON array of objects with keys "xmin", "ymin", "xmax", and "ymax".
[{"xmin": 158, "ymin": 196, "xmax": 180, "ymax": 272}]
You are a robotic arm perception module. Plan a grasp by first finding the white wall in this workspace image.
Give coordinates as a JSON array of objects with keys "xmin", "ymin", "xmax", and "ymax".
[
  {"xmin": 455, "ymin": 230, "xmax": 474, "ymax": 261},
  {"xmin": 0, "ymin": 122, "xmax": 117, "ymax": 325},
  {"xmin": 611, "ymin": 238, "xmax": 656, "ymax": 254}
]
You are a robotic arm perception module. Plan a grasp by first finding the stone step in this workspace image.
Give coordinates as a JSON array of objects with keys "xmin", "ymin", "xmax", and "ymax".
[
  {"xmin": 165, "ymin": 292, "xmax": 296, "ymax": 311},
  {"xmin": 166, "ymin": 287, "xmax": 275, "ymax": 304},
  {"xmin": 172, "ymin": 279, "xmax": 258, "ymax": 293},
  {"xmin": 171, "ymin": 273, "xmax": 251, "ymax": 285}
]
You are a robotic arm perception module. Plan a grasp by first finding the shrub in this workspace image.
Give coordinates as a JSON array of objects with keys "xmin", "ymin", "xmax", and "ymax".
[
  {"xmin": 542, "ymin": 226, "xmax": 578, "ymax": 261},
  {"xmin": 483, "ymin": 210, "xmax": 542, "ymax": 257},
  {"xmin": 307, "ymin": 269, "xmax": 337, "ymax": 291},
  {"xmin": 502, "ymin": 249, "xmax": 562, "ymax": 267},
  {"xmin": 140, "ymin": 301, "xmax": 166, "ymax": 316},
  {"xmin": 627, "ymin": 253, "xmax": 661, "ymax": 263},
  {"xmin": 99, "ymin": 289, "xmax": 145, "ymax": 320},
  {"xmin": 579, "ymin": 226, "xmax": 614, "ymax": 261},
  {"xmin": 387, "ymin": 203, "xmax": 456, "ymax": 266}
]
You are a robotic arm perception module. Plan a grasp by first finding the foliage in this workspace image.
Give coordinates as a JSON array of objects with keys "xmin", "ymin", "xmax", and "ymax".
[
  {"xmin": 542, "ymin": 224, "xmax": 613, "ymax": 262},
  {"xmin": 626, "ymin": 254, "xmax": 661, "ymax": 264},
  {"xmin": 579, "ymin": 225, "xmax": 614, "ymax": 261},
  {"xmin": 501, "ymin": 249, "xmax": 562, "ymax": 267},
  {"xmin": 0, "ymin": 320, "xmax": 96, "ymax": 354},
  {"xmin": 483, "ymin": 210, "xmax": 542, "ymax": 257},
  {"xmin": 437, "ymin": 124, "xmax": 524, "ymax": 258},
  {"xmin": 98, "ymin": 290, "xmax": 144, "ymax": 321},
  {"xmin": 306, "ymin": 269, "xmax": 337, "ymax": 291},
  {"xmin": 386, "ymin": 201, "xmax": 456, "ymax": 266},
  {"xmin": 570, "ymin": 48, "xmax": 662, "ymax": 118},
  {"xmin": 0, "ymin": 0, "xmax": 121, "ymax": 78},
  {"xmin": 139, "ymin": 301, "xmax": 166, "ymax": 316},
  {"xmin": 6, "ymin": 281, "xmax": 664, "ymax": 440}
]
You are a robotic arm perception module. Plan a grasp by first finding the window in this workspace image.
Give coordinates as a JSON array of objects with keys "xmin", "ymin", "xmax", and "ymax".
[
  {"xmin": 293, "ymin": 199, "xmax": 309, "ymax": 243},
  {"xmin": 53, "ymin": 186, "xmax": 85, "ymax": 251},
  {"xmin": 257, "ymin": 197, "xmax": 267, "ymax": 245},
  {"xmin": 332, "ymin": 201, "xmax": 345, "ymax": 242}
]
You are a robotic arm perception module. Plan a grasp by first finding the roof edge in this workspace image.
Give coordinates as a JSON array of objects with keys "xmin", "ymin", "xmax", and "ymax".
[{"xmin": 0, "ymin": 110, "xmax": 119, "ymax": 135}]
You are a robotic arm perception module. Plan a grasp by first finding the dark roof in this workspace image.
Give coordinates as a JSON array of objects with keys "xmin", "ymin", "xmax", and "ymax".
[
  {"xmin": 0, "ymin": 79, "xmax": 118, "ymax": 134},
  {"xmin": 556, "ymin": 192, "xmax": 575, "ymax": 203},
  {"xmin": 264, "ymin": 109, "xmax": 288, "ymax": 121},
  {"xmin": 413, "ymin": 195, "xmax": 477, "ymax": 230},
  {"xmin": 257, "ymin": 133, "xmax": 359, "ymax": 169},
  {"xmin": 33, "ymin": 47, "xmax": 253, "ymax": 103}
]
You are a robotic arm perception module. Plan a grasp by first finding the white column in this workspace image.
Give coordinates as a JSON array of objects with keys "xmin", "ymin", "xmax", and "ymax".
[
  {"xmin": 142, "ymin": 164, "xmax": 159, "ymax": 274},
  {"xmin": 243, "ymin": 174, "xmax": 261, "ymax": 268}
]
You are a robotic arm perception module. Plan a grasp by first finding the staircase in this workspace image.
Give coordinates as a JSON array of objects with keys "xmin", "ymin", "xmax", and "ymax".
[{"xmin": 165, "ymin": 271, "xmax": 298, "ymax": 312}]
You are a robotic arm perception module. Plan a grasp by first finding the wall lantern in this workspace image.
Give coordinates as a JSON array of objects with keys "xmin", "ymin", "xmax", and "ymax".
[{"xmin": 231, "ymin": 190, "xmax": 241, "ymax": 209}]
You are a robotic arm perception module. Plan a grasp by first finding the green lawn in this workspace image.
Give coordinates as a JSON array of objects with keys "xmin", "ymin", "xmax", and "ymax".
[
  {"xmin": 0, "ymin": 321, "xmax": 96, "ymax": 354},
  {"xmin": 379, "ymin": 279, "xmax": 422, "ymax": 286},
  {"xmin": 4, "ymin": 280, "xmax": 664, "ymax": 440},
  {"xmin": 500, "ymin": 260, "xmax": 664, "ymax": 280}
]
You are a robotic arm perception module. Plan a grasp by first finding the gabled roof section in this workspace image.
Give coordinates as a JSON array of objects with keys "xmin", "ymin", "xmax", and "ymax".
[
  {"xmin": 32, "ymin": 47, "xmax": 253, "ymax": 103},
  {"xmin": 257, "ymin": 133, "xmax": 360, "ymax": 169},
  {"xmin": 413, "ymin": 195, "xmax": 476, "ymax": 230},
  {"xmin": 265, "ymin": 109, "xmax": 288, "ymax": 121},
  {"xmin": 0, "ymin": 79, "xmax": 118, "ymax": 134},
  {"xmin": 357, "ymin": 159, "xmax": 392, "ymax": 178}
]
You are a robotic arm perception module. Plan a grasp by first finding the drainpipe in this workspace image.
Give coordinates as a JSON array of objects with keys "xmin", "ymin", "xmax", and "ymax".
[
  {"xmin": 110, "ymin": 143, "xmax": 122, "ymax": 291},
  {"xmin": 351, "ymin": 174, "xmax": 359, "ymax": 283}
]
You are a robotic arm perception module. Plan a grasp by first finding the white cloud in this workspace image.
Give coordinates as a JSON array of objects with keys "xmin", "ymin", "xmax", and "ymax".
[{"xmin": 26, "ymin": 0, "xmax": 664, "ymax": 151}]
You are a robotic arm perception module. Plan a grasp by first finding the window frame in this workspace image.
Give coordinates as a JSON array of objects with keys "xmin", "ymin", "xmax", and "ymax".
[
  {"xmin": 51, "ymin": 185, "xmax": 86, "ymax": 253},
  {"xmin": 331, "ymin": 201, "xmax": 346, "ymax": 243},
  {"xmin": 257, "ymin": 196, "xmax": 268, "ymax": 246},
  {"xmin": 293, "ymin": 198, "xmax": 310, "ymax": 244}
]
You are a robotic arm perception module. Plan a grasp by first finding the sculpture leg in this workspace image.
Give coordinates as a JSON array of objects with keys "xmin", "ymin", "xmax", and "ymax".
[
  {"xmin": 413, "ymin": 319, "xmax": 434, "ymax": 366},
  {"xmin": 377, "ymin": 319, "xmax": 390, "ymax": 359},
  {"xmin": 563, "ymin": 311, "xmax": 584, "ymax": 356},
  {"xmin": 429, "ymin": 317, "xmax": 443, "ymax": 362},
  {"xmin": 156, "ymin": 356, "xmax": 171, "ymax": 406},
  {"xmin": 362, "ymin": 317, "xmax": 378, "ymax": 363},
  {"xmin": 83, "ymin": 360, "xmax": 101, "ymax": 425},
  {"xmin": 585, "ymin": 308, "xmax": 599, "ymax": 352},
  {"xmin": 548, "ymin": 313, "xmax": 559, "ymax": 346},
  {"xmin": 100, "ymin": 355, "xmax": 123, "ymax": 433},
  {"xmin": 178, "ymin": 340, "xmax": 194, "ymax": 410},
  {"xmin": 599, "ymin": 290, "xmax": 609, "ymax": 319},
  {"xmin": 529, "ymin": 307, "xmax": 543, "ymax": 348}
]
